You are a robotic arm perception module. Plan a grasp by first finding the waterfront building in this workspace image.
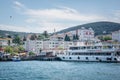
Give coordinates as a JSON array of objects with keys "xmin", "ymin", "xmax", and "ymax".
[
  {"xmin": 0, "ymin": 38, "xmax": 12, "ymax": 47},
  {"xmin": 112, "ymin": 30, "xmax": 120, "ymax": 42},
  {"xmin": 24, "ymin": 27, "xmax": 96, "ymax": 55},
  {"xmin": 24, "ymin": 40, "xmax": 43, "ymax": 55},
  {"xmin": 24, "ymin": 39, "xmax": 75, "ymax": 55}
]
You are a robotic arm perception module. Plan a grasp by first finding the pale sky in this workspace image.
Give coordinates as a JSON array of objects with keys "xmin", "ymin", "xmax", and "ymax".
[{"xmin": 0, "ymin": 0, "xmax": 120, "ymax": 33}]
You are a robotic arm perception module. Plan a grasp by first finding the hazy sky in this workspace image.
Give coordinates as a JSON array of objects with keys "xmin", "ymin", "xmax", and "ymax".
[{"xmin": 0, "ymin": 0, "xmax": 120, "ymax": 33}]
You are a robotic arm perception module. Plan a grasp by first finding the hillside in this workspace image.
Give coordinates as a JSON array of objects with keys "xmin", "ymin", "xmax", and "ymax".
[
  {"xmin": 0, "ymin": 30, "xmax": 33, "ymax": 38},
  {"xmin": 57, "ymin": 21, "xmax": 120, "ymax": 35},
  {"xmin": 0, "ymin": 30, "xmax": 27, "ymax": 38},
  {"xmin": 1, "ymin": 21, "xmax": 120, "ymax": 37},
  {"xmin": 0, "ymin": 30, "xmax": 48, "ymax": 38}
]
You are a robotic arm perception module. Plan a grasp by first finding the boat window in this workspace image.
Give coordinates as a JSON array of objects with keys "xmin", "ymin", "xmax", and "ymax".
[
  {"xmin": 78, "ymin": 56, "xmax": 80, "ymax": 59},
  {"xmin": 74, "ymin": 47, "xmax": 79, "ymax": 50},
  {"xmin": 70, "ymin": 52, "xmax": 112, "ymax": 56},
  {"xmin": 86, "ymin": 57, "xmax": 88, "ymax": 60},
  {"xmin": 114, "ymin": 58, "xmax": 117, "ymax": 61},
  {"xmin": 108, "ymin": 46, "xmax": 112, "ymax": 49},
  {"xmin": 94, "ymin": 46, "xmax": 97, "ymax": 49},
  {"xmin": 106, "ymin": 53, "xmax": 111, "ymax": 55},
  {"xmin": 69, "ymin": 57, "xmax": 71, "ymax": 59},
  {"xmin": 106, "ymin": 57, "xmax": 112, "ymax": 60},
  {"xmin": 69, "ymin": 47, "xmax": 73, "ymax": 50},
  {"xmin": 63, "ymin": 57, "xmax": 65, "ymax": 59},
  {"xmin": 81, "ymin": 47, "xmax": 86, "ymax": 49},
  {"xmin": 96, "ymin": 57, "xmax": 99, "ymax": 60},
  {"xmin": 92, "ymin": 47, "xmax": 95, "ymax": 49},
  {"xmin": 116, "ymin": 52, "xmax": 120, "ymax": 55},
  {"xmin": 69, "ymin": 47, "xmax": 79, "ymax": 50},
  {"xmin": 98, "ymin": 53, "xmax": 101, "ymax": 55},
  {"xmin": 87, "ymin": 46, "xmax": 91, "ymax": 49}
]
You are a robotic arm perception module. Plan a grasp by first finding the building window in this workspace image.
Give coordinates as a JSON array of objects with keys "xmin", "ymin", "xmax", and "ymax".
[{"xmin": 78, "ymin": 56, "xmax": 80, "ymax": 59}]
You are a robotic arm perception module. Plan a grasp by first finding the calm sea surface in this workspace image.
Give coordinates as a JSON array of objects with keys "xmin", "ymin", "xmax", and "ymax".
[{"xmin": 0, "ymin": 61, "xmax": 120, "ymax": 80}]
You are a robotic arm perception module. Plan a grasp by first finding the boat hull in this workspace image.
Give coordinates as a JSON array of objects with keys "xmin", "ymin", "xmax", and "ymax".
[{"xmin": 57, "ymin": 55, "xmax": 120, "ymax": 62}]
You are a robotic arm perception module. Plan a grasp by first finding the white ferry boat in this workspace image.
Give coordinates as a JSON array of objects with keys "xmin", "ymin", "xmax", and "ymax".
[{"xmin": 57, "ymin": 45, "xmax": 120, "ymax": 62}]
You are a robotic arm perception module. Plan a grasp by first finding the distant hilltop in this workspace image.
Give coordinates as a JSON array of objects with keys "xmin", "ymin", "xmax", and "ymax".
[
  {"xmin": 0, "ymin": 30, "xmax": 31, "ymax": 38},
  {"xmin": 0, "ymin": 21, "xmax": 120, "ymax": 37},
  {"xmin": 57, "ymin": 21, "xmax": 120, "ymax": 35}
]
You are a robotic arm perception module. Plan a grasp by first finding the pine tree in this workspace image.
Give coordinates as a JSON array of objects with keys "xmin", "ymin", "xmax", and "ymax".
[
  {"xmin": 64, "ymin": 34, "xmax": 71, "ymax": 41},
  {"xmin": 76, "ymin": 34, "xmax": 79, "ymax": 40},
  {"xmin": 43, "ymin": 31, "xmax": 49, "ymax": 38},
  {"xmin": 73, "ymin": 35, "xmax": 76, "ymax": 41},
  {"xmin": 23, "ymin": 36, "xmax": 26, "ymax": 41}
]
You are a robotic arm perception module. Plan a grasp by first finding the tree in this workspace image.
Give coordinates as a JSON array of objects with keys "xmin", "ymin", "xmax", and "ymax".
[
  {"xmin": 73, "ymin": 35, "xmax": 76, "ymax": 41},
  {"xmin": 75, "ymin": 34, "xmax": 79, "ymax": 40},
  {"xmin": 23, "ymin": 36, "xmax": 26, "ymax": 41},
  {"xmin": 103, "ymin": 36, "xmax": 112, "ymax": 41},
  {"xmin": 7, "ymin": 35, "xmax": 12, "ymax": 38},
  {"xmin": 43, "ymin": 31, "xmax": 49, "ymax": 38},
  {"xmin": 30, "ymin": 34, "xmax": 37, "ymax": 40},
  {"xmin": 18, "ymin": 46, "xmax": 25, "ymax": 53},
  {"xmin": 98, "ymin": 36, "xmax": 112, "ymax": 41},
  {"xmin": 73, "ymin": 34, "xmax": 79, "ymax": 41},
  {"xmin": 4, "ymin": 46, "xmax": 13, "ymax": 54},
  {"xmin": 13, "ymin": 35, "xmax": 21, "ymax": 45},
  {"xmin": 37, "ymin": 35, "xmax": 45, "ymax": 40},
  {"xmin": 13, "ymin": 46, "xmax": 19, "ymax": 53},
  {"xmin": 64, "ymin": 34, "xmax": 71, "ymax": 41},
  {"xmin": 29, "ymin": 51, "xmax": 35, "ymax": 56}
]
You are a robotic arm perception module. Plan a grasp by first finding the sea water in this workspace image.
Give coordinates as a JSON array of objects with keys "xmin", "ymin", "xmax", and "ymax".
[{"xmin": 0, "ymin": 61, "xmax": 120, "ymax": 80}]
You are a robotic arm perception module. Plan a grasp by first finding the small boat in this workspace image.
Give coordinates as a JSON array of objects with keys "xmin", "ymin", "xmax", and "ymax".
[{"xmin": 11, "ymin": 56, "xmax": 21, "ymax": 61}]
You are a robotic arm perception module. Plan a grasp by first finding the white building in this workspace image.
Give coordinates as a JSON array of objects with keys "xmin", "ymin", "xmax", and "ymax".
[
  {"xmin": 78, "ymin": 27, "xmax": 94, "ymax": 40},
  {"xmin": 24, "ymin": 39, "xmax": 74, "ymax": 55},
  {"xmin": 112, "ymin": 30, "xmax": 120, "ymax": 42},
  {"xmin": 24, "ymin": 27, "xmax": 95, "ymax": 55},
  {"xmin": 54, "ymin": 27, "xmax": 94, "ymax": 41},
  {"xmin": 0, "ymin": 38, "xmax": 12, "ymax": 47},
  {"xmin": 24, "ymin": 40, "xmax": 43, "ymax": 54}
]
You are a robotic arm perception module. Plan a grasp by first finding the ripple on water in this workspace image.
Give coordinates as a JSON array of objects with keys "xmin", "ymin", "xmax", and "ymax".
[{"xmin": 0, "ymin": 61, "xmax": 120, "ymax": 80}]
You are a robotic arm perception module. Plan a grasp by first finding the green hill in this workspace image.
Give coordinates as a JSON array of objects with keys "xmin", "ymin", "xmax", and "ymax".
[
  {"xmin": 0, "ymin": 30, "xmax": 48, "ymax": 39},
  {"xmin": 57, "ymin": 21, "xmax": 120, "ymax": 35},
  {"xmin": 1, "ymin": 21, "xmax": 120, "ymax": 38},
  {"xmin": 0, "ymin": 30, "xmax": 33, "ymax": 38}
]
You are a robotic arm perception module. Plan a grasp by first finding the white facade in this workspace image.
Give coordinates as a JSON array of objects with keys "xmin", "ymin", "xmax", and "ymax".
[
  {"xmin": 24, "ymin": 27, "xmax": 95, "ymax": 55},
  {"xmin": 43, "ymin": 40, "xmax": 74, "ymax": 50},
  {"xmin": 25, "ymin": 40, "xmax": 43, "ymax": 54},
  {"xmin": 24, "ymin": 39, "xmax": 74, "ymax": 55},
  {"xmin": 78, "ymin": 27, "xmax": 94, "ymax": 40},
  {"xmin": 112, "ymin": 30, "xmax": 120, "ymax": 42},
  {"xmin": 55, "ymin": 27, "xmax": 94, "ymax": 41},
  {"xmin": 0, "ymin": 38, "xmax": 12, "ymax": 47}
]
